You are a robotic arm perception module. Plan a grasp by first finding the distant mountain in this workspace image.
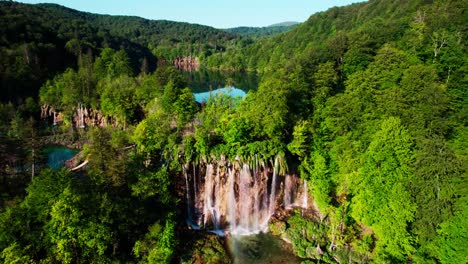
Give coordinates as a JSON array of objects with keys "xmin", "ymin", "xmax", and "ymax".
[
  {"xmin": 267, "ymin": 21, "xmax": 299, "ymax": 27},
  {"xmin": 223, "ymin": 22, "xmax": 300, "ymax": 38}
]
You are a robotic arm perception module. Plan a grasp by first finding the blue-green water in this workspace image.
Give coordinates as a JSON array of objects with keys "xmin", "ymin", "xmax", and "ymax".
[
  {"xmin": 43, "ymin": 146, "xmax": 78, "ymax": 170},
  {"xmin": 193, "ymin": 87, "xmax": 247, "ymax": 103},
  {"xmin": 229, "ymin": 233, "xmax": 301, "ymax": 264},
  {"xmin": 182, "ymin": 69, "xmax": 258, "ymax": 94}
]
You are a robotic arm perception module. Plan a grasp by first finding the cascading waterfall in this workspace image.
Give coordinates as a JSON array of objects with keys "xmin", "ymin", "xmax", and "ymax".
[
  {"xmin": 284, "ymin": 175, "xmax": 294, "ymax": 208},
  {"xmin": 192, "ymin": 163, "xmax": 198, "ymax": 221},
  {"xmin": 182, "ymin": 166, "xmax": 192, "ymax": 222},
  {"xmin": 184, "ymin": 156, "xmax": 308, "ymax": 236},
  {"xmin": 268, "ymin": 157, "xmax": 278, "ymax": 216},
  {"xmin": 203, "ymin": 164, "xmax": 214, "ymax": 227},
  {"xmin": 302, "ymin": 179, "xmax": 308, "ymax": 209}
]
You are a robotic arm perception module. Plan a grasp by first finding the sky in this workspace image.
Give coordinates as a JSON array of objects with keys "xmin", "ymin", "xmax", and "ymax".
[{"xmin": 18, "ymin": 0, "xmax": 367, "ymax": 28}]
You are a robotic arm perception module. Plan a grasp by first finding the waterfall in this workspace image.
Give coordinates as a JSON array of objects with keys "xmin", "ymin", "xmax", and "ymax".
[
  {"xmin": 183, "ymin": 165, "xmax": 192, "ymax": 222},
  {"xmin": 302, "ymin": 179, "xmax": 308, "ymax": 209},
  {"xmin": 253, "ymin": 158, "xmax": 260, "ymax": 231},
  {"xmin": 269, "ymin": 157, "xmax": 278, "ymax": 216},
  {"xmin": 185, "ymin": 156, "xmax": 305, "ymax": 236},
  {"xmin": 238, "ymin": 164, "xmax": 252, "ymax": 232},
  {"xmin": 192, "ymin": 163, "xmax": 198, "ymax": 221},
  {"xmin": 203, "ymin": 164, "xmax": 214, "ymax": 227},
  {"xmin": 77, "ymin": 103, "xmax": 85, "ymax": 128},
  {"xmin": 213, "ymin": 166, "xmax": 222, "ymax": 229},
  {"xmin": 284, "ymin": 175, "xmax": 293, "ymax": 208},
  {"xmin": 228, "ymin": 167, "xmax": 236, "ymax": 231}
]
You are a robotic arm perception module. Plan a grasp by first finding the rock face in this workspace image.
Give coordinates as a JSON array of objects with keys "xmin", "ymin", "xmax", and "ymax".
[
  {"xmin": 183, "ymin": 156, "xmax": 308, "ymax": 235},
  {"xmin": 41, "ymin": 105, "xmax": 64, "ymax": 125},
  {"xmin": 41, "ymin": 105, "xmax": 116, "ymax": 128},
  {"xmin": 173, "ymin": 56, "xmax": 199, "ymax": 71}
]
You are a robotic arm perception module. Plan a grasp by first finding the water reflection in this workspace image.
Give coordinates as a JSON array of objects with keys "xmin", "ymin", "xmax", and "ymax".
[{"xmin": 181, "ymin": 69, "xmax": 258, "ymax": 93}]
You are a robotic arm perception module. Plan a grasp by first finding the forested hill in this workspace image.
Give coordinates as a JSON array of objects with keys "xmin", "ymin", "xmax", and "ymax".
[
  {"xmin": 0, "ymin": 1, "xmax": 240, "ymax": 102},
  {"xmin": 223, "ymin": 22, "xmax": 299, "ymax": 38},
  {"xmin": 36, "ymin": 3, "xmax": 239, "ymax": 50},
  {"xmin": 0, "ymin": 0, "xmax": 466, "ymax": 263},
  {"xmin": 206, "ymin": 0, "xmax": 467, "ymax": 261},
  {"xmin": 206, "ymin": 0, "xmax": 467, "ymax": 72}
]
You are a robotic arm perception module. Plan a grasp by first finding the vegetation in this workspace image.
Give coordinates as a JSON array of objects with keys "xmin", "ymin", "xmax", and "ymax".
[
  {"xmin": 0, "ymin": 0, "xmax": 466, "ymax": 263},
  {"xmin": 223, "ymin": 22, "xmax": 299, "ymax": 39}
]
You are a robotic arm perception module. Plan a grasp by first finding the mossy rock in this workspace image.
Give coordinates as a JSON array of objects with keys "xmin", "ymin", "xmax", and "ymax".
[{"xmin": 269, "ymin": 220, "xmax": 286, "ymax": 236}]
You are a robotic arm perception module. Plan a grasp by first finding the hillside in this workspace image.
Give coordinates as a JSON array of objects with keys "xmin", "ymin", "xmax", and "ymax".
[
  {"xmin": 0, "ymin": 0, "xmax": 466, "ymax": 263},
  {"xmin": 224, "ymin": 22, "xmax": 299, "ymax": 38},
  {"xmin": 0, "ymin": 2, "xmax": 240, "ymax": 102},
  {"xmin": 206, "ymin": 0, "xmax": 467, "ymax": 72}
]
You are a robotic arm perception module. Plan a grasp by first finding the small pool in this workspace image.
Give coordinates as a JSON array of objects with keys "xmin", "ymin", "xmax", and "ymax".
[
  {"xmin": 228, "ymin": 233, "xmax": 301, "ymax": 264},
  {"xmin": 42, "ymin": 146, "xmax": 79, "ymax": 170},
  {"xmin": 193, "ymin": 87, "xmax": 246, "ymax": 103}
]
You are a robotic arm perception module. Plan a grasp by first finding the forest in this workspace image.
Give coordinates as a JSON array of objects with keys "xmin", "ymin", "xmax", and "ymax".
[{"xmin": 0, "ymin": 0, "xmax": 466, "ymax": 263}]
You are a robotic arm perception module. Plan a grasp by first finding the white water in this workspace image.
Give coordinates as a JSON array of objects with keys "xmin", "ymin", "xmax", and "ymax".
[
  {"xmin": 183, "ymin": 166, "xmax": 192, "ymax": 222},
  {"xmin": 185, "ymin": 156, "xmax": 308, "ymax": 236},
  {"xmin": 269, "ymin": 157, "xmax": 278, "ymax": 216},
  {"xmin": 302, "ymin": 179, "xmax": 308, "ymax": 209}
]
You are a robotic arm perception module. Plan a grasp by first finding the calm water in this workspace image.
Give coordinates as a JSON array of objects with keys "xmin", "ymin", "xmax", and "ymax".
[
  {"xmin": 228, "ymin": 233, "xmax": 302, "ymax": 264},
  {"xmin": 182, "ymin": 69, "xmax": 258, "ymax": 93},
  {"xmin": 193, "ymin": 87, "xmax": 246, "ymax": 103},
  {"xmin": 42, "ymin": 146, "xmax": 78, "ymax": 170}
]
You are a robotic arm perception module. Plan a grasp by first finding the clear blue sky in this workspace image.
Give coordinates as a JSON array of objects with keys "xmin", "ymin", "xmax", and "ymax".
[{"xmin": 18, "ymin": 0, "xmax": 367, "ymax": 28}]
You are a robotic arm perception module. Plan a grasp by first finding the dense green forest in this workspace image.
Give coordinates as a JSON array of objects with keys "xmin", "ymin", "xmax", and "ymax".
[
  {"xmin": 223, "ymin": 22, "xmax": 299, "ymax": 39},
  {"xmin": 0, "ymin": 1, "xmax": 243, "ymax": 102},
  {"xmin": 0, "ymin": 0, "xmax": 467, "ymax": 263}
]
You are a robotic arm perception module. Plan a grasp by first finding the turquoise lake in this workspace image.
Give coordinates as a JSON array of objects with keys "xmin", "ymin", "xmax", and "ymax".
[
  {"xmin": 193, "ymin": 87, "xmax": 247, "ymax": 103},
  {"xmin": 42, "ymin": 146, "xmax": 78, "ymax": 170}
]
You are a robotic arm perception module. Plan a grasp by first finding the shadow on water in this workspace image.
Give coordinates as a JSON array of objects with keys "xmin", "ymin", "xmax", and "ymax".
[
  {"xmin": 181, "ymin": 69, "xmax": 258, "ymax": 93},
  {"xmin": 228, "ymin": 233, "xmax": 302, "ymax": 264}
]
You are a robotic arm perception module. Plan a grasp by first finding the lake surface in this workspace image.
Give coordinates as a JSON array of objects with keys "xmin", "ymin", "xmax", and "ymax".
[
  {"xmin": 193, "ymin": 87, "xmax": 246, "ymax": 103},
  {"xmin": 228, "ymin": 233, "xmax": 302, "ymax": 264},
  {"xmin": 42, "ymin": 146, "xmax": 78, "ymax": 170},
  {"xmin": 182, "ymin": 69, "xmax": 258, "ymax": 93}
]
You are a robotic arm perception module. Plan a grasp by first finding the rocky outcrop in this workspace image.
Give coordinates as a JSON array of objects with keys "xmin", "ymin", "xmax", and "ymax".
[
  {"xmin": 41, "ymin": 105, "xmax": 64, "ymax": 125},
  {"xmin": 41, "ymin": 105, "xmax": 117, "ymax": 128},
  {"xmin": 173, "ymin": 56, "xmax": 199, "ymax": 71}
]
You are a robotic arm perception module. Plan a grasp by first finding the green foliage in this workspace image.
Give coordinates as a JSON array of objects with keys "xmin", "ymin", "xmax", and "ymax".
[
  {"xmin": 133, "ymin": 109, "xmax": 171, "ymax": 156},
  {"xmin": 352, "ymin": 117, "xmax": 416, "ymax": 260},
  {"xmin": 287, "ymin": 120, "xmax": 311, "ymax": 159},
  {"xmin": 133, "ymin": 218, "xmax": 177, "ymax": 264},
  {"xmin": 46, "ymin": 186, "xmax": 112, "ymax": 263},
  {"xmin": 1, "ymin": 0, "xmax": 467, "ymax": 263},
  {"xmin": 283, "ymin": 214, "xmax": 329, "ymax": 260},
  {"xmin": 269, "ymin": 220, "xmax": 286, "ymax": 236},
  {"xmin": 99, "ymin": 75, "xmax": 137, "ymax": 125},
  {"xmin": 131, "ymin": 167, "xmax": 172, "ymax": 204},
  {"xmin": 224, "ymin": 23, "xmax": 299, "ymax": 39},
  {"xmin": 431, "ymin": 201, "xmax": 468, "ymax": 264},
  {"xmin": 304, "ymin": 151, "xmax": 332, "ymax": 212},
  {"xmin": 94, "ymin": 48, "xmax": 133, "ymax": 79},
  {"xmin": 84, "ymin": 128, "xmax": 129, "ymax": 186},
  {"xmin": 0, "ymin": 242, "xmax": 33, "ymax": 264}
]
